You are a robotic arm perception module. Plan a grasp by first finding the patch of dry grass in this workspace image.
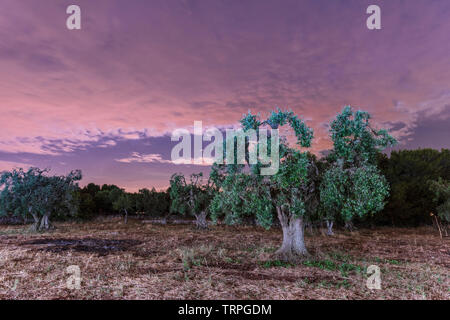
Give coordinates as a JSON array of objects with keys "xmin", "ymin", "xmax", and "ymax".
[{"xmin": 0, "ymin": 218, "xmax": 448, "ymax": 299}]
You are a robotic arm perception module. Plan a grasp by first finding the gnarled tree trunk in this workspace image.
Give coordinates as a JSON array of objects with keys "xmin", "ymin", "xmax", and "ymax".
[
  {"xmin": 30, "ymin": 212, "xmax": 53, "ymax": 231},
  {"xmin": 124, "ymin": 209, "xmax": 128, "ymax": 224},
  {"xmin": 39, "ymin": 212, "xmax": 53, "ymax": 230},
  {"xmin": 31, "ymin": 213, "xmax": 40, "ymax": 231},
  {"xmin": 326, "ymin": 220, "xmax": 334, "ymax": 236},
  {"xmin": 275, "ymin": 207, "xmax": 308, "ymax": 262},
  {"xmin": 344, "ymin": 220, "xmax": 356, "ymax": 231},
  {"xmin": 194, "ymin": 211, "xmax": 208, "ymax": 229}
]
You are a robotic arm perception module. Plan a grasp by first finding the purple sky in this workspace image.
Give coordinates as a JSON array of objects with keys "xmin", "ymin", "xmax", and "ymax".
[{"xmin": 0, "ymin": 0, "xmax": 449, "ymax": 191}]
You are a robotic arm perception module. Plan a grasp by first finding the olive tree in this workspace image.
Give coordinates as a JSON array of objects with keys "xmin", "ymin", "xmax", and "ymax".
[
  {"xmin": 170, "ymin": 172, "xmax": 215, "ymax": 229},
  {"xmin": 320, "ymin": 106, "xmax": 396, "ymax": 232},
  {"xmin": 210, "ymin": 109, "xmax": 318, "ymax": 261},
  {"xmin": 0, "ymin": 167, "xmax": 82, "ymax": 231}
]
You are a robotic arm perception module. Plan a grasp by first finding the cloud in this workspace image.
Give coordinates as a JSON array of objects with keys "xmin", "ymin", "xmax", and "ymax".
[
  {"xmin": 0, "ymin": 129, "xmax": 152, "ymax": 155},
  {"xmin": 115, "ymin": 152, "xmax": 214, "ymax": 166},
  {"xmin": 115, "ymin": 153, "xmax": 172, "ymax": 164},
  {"xmin": 98, "ymin": 140, "xmax": 117, "ymax": 148},
  {"xmin": 172, "ymin": 157, "xmax": 215, "ymax": 166}
]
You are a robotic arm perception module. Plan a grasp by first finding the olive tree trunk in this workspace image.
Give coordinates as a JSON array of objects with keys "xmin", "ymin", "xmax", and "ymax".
[
  {"xmin": 194, "ymin": 211, "xmax": 208, "ymax": 229},
  {"xmin": 326, "ymin": 220, "xmax": 334, "ymax": 236},
  {"xmin": 344, "ymin": 220, "xmax": 356, "ymax": 231},
  {"xmin": 124, "ymin": 209, "xmax": 128, "ymax": 224},
  {"xmin": 31, "ymin": 213, "xmax": 40, "ymax": 231},
  {"xmin": 39, "ymin": 212, "xmax": 53, "ymax": 230},
  {"xmin": 30, "ymin": 212, "xmax": 53, "ymax": 231},
  {"xmin": 275, "ymin": 207, "xmax": 308, "ymax": 262}
]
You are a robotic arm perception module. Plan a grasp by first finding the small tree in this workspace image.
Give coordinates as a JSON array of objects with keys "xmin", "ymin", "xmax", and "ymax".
[
  {"xmin": 112, "ymin": 191, "xmax": 133, "ymax": 224},
  {"xmin": 0, "ymin": 167, "xmax": 82, "ymax": 231},
  {"xmin": 170, "ymin": 173, "xmax": 215, "ymax": 229},
  {"xmin": 320, "ymin": 106, "xmax": 396, "ymax": 232}
]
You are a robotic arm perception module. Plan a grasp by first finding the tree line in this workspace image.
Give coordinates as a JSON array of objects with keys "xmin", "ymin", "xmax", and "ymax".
[
  {"xmin": 0, "ymin": 173, "xmax": 170, "ymax": 229},
  {"xmin": 76, "ymin": 183, "xmax": 170, "ymax": 222}
]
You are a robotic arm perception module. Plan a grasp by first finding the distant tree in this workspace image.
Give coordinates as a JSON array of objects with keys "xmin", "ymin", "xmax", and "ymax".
[
  {"xmin": 84, "ymin": 183, "xmax": 101, "ymax": 197},
  {"xmin": 0, "ymin": 167, "xmax": 82, "ymax": 231},
  {"xmin": 136, "ymin": 188, "xmax": 152, "ymax": 215},
  {"xmin": 154, "ymin": 189, "xmax": 171, "ymax": 218},
  {"xmin": 75, "ymin": 192, "xmax": 96, "ymax": 220},
  {"xmin": 112, "ymin": 191, "xmax": 133, "ymax": 224},
  {"xmin": 210, "ymin": 109, "xmax": 319, "ymax": 262},
  {"xmin": 136, "ymin": 188, "xmax": 171, "ymax": 218},
  {"xmin": 429, "ymin": 178, "xmax": 450, "ymax": 223},
  {"xmin": 320, "ymin": 106, "xmax": 396, "ymax": 233},
  {"xmin": 93, "ymin": 184, "xmax": 122, "ymax": 215},
  {"xmin": 170, "ymin": 173, "xmax": 215, "ymax": 229}
]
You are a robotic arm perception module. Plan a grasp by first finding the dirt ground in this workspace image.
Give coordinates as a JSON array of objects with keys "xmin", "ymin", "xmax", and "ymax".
[{"xmin": 0, "ymin": 217, "xmax": 448, "ymax": 300}]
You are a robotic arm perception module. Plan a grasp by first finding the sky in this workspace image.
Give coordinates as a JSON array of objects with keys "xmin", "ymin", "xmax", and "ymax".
[{"xmin": 0, "ymin": 0, "xmax": 449, "ymax": 191}]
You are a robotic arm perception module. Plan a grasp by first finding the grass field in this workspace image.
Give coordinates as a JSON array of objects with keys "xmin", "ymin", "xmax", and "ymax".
[{"xmin": 0, "ymin": 218, "xmax": 448, "ymax": 299}]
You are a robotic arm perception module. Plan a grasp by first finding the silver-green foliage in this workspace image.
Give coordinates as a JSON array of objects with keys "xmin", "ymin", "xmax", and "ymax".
[
  {"xmin": 320, "ymin": 106, "xmax": 396, "ymax": 222},
  {"xmin": 210, "ymin": 108, "xmax": 316, "ymax": 229},
  {"xmin": 0, "ymin": 167, "xmax": 82, "ymax": 229},
  {"xmin": 321, "ymin": 165, "xmax": 390, "ymax": 222},
  {"xmin": 170, "ymin": 172, "xmax": 215, "ymax": 228}
]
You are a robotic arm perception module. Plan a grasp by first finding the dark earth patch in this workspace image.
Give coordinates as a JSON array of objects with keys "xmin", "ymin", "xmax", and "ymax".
[
  {"xmin": 207, "ymin": 262, "xmax": 256, "ymax": 271},
  {"xmin": 21, "ymin": 238, "xmax": 142, "ymax": 256}
]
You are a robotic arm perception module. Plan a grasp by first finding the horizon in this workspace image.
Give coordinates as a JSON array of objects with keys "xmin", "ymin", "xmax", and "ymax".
[
  {"xmin": 80, "ymin": 145, "xmax": 450, "ymax": 192},
  {"xmin": 1, "ymin": 0, "xmax": 450, "ymax": 191}
]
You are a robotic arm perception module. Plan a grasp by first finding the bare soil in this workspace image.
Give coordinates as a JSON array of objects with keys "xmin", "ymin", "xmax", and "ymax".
[{"xmin": 0, "ymin": 217, "xmax": 448, "ymax": 299}]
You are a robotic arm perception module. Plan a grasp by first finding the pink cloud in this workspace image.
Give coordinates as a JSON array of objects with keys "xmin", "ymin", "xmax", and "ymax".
[{"xmin": 115, "ymin": 152, "xmax": 171, "ymax": 164}]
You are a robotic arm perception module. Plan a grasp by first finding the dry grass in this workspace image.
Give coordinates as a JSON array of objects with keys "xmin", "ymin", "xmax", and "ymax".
[{"xmin": 0, "ymin": 217, "xmax": 448, "ymax": 300}]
